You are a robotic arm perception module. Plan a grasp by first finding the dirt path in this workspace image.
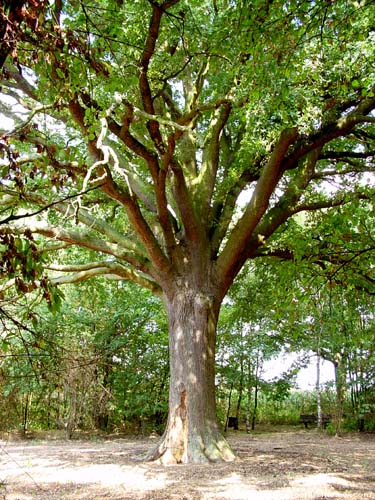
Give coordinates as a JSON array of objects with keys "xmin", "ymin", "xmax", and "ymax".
[{"xmin": 1, "ymin": 429, "xmax": 374, "ymax": 499}]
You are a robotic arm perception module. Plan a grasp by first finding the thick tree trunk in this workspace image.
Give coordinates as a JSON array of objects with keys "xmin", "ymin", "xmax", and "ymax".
[{"xmin": 147, "ymin": 288, "xmax": 236, "ymax": 464}]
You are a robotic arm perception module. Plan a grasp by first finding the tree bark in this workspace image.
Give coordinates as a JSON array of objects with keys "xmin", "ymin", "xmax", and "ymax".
[
  {"xmin": 251, "ymin": 351, "xmax": 262, "ymax": 431},
  {"xmin": 224, "ymin": 383, "xmax": 234, "ymax": 433},
  {"xmin": 333, "ymin": 354, "xmax": 346, "ymax": 435},
  {"xmin": 246, "ymin": 360, "xmax": 252, "ymax": 434},
  {"xmin": 316, "ymin": 351, "xmax": 322, "ymax": 429},
  {"xmin": 22, "ymin": 392, "xmax": 31, "ymax": 436},
  {"xmin": 147, "ymin": 287, "xmax": 236, "ymax": 464},
  {"xmin": 235, "ymin": 351, "xmax": 244, "ymax": 424}
]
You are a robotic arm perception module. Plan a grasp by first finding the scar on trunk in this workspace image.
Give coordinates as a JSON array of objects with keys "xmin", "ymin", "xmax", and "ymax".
[{"xmin": 177, "ymin": 386, "xmax": 187, "ymax": 421}]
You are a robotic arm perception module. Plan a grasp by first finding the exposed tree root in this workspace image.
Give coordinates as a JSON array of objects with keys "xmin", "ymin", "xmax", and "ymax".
[{"xmin": 146, "ymin": 425, "xmax": 237, "ymax": 465}]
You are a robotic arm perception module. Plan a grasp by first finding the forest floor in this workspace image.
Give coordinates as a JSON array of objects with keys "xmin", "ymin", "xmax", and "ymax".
[{"xmin": 0, "ymin": 427, "xmax": 375, "ymax": 500}]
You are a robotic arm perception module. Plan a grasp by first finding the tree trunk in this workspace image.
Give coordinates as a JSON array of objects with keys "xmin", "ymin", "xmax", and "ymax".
[
  {"xmin": 316, "ymin": 351, "xmax": 322, "ymax": 429},
  {"xmin": 22, "ymin": 392, "xmax": 31, "ymax": 436},
  {"xmin": 251, "ymin": 351, "xmax": 261, "ymax": 431},
  {"xmin": 147, "ymin": 288, "xmax": 236, "ymax": 464},
  {"xmin": 251, "ymin": 381, "xmax": 259, "ymax": 431},
  {"xmin": 224, "ymin": 383, "xmax": 234, "ymax": 433},
  {"xmin": 333, "ymin": 354, "xmax": 346, "ymax": 435},
  {"xmin": 235, "ymin": 349, "xmax": 244, "ymax": 424},
  {"xmin": 246, "ymin": 360, "xmax": 252, "ymax": 434}
]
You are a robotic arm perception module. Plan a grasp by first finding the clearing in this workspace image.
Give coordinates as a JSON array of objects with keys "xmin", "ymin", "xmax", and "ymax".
[{"xmin": 0, "ymin": 428, "xmax": 374, "ymax": 499}]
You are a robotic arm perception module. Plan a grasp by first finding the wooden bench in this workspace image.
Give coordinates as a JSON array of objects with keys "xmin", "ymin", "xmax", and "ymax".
[
  {"xmin": 227, "ymin": 416, "xmax": 239, "ymax": 430},
  {"xmin": 300, "ymin": 413, "xmax": 331, "ymax": 428},
  {"xmin": 358, "ymin": 412, "xmax": 375, "ymax": 432}
]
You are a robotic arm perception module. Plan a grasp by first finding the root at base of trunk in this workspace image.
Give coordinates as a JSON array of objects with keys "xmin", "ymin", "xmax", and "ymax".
[{"xmin": 146, "ymin": 429, "xmax": 237, "ymax": 465}]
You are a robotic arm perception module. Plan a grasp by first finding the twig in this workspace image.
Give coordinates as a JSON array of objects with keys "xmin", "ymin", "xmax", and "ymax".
[{"xmin": 0, "ymin": 184, "xmax": 105, "ymax": 225}]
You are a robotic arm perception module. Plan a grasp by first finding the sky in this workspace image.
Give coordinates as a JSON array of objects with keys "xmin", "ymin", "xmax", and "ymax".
[{"xmin": 263, "ymin": 351, "xmax": 335, "ymax": 390}]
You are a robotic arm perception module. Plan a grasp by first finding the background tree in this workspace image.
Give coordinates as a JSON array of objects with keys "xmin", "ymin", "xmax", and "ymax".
[
  {"xmin": 217, "ymin": 266, "xmax": 285, "ymax": 432},
  {"xmin": 260, "ymin": 200, "xmax": 375, "ymax": 432},
  {"xmin": 1, "ymin": 0, "xmax": 375, "ymax": 463},
  {"xmin": 0, "ymin": 277, "xmax": 169, "ymax": 435}
]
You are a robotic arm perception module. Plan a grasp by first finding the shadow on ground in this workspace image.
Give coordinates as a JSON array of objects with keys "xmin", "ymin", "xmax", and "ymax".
[{"xmin": 1, "ymin": 429, "xmax": 375, "ymax": 499}]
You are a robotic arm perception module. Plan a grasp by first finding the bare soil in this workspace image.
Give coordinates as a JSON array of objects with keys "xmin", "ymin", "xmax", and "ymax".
[{"xmin": 1, "ymin": 428, "xmax": 375, "ymax": 500}]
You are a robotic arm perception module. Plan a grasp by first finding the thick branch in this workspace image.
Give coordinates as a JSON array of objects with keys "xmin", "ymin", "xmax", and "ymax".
[
  {"xmin": 256, "ymin": 245, "xmax": 375, "ymax": 295},
  {"xmin": 48, "ymin": 262, "xmax": 161, "ymax": 293},
  {"xmin": 118, "ymin": 102, "xmax": 160, "ymax": 180},
  {"xmin": 29, "ymin": 192, "xmax": 147, "ymax": 257},
  {"xmin": 7, "ymin": 221, "xmax": 150, "ymax": 274},
  {"xmin": 283, "ymin": 95, "xmax": 375, "ymax": 170},
  {"xmin": 320, "ymin": 150, "xmax": 375, "ymax": 161},
  {"xmin": 2, "ymin": 63, "xmax": 38, "ymax": 100},
  {"xmin": 156, "ymin": 136, "xmax": 180, "ymax": 254},
  {"xmin": 170, "ymin": 159, "xmax": 201, "ymax": 244},
  {"xmin": 6, "ymin": 104, "xmax": 55, "ymax": 136},
  {"xmin": 100, "ymin": 178, "xmax": 172, "ymax": 275},
  {"xmin": 195, "ymin": 103, "xmax": 232, "ymax": 217},
  {"xmin": 65, "ymin": 96, "xmax": 171, "ymax": 275},
  {"xmin": 139, "ymin": 2, "xmax": 178, "ymax": 153},
  {"xmin": 252, "ymin": 190, "xmax": 374, "ymax": 260},
  {"xmin": 249, "ymin": 148, "xmax": 321, "ymax": 249},
  {"xmin": 292, "ymin": 191, "xmax": 372, "ymax": 213},
  {"xmin": 217, "ymin": 126, "xmax": 299, "ymax": 289}
]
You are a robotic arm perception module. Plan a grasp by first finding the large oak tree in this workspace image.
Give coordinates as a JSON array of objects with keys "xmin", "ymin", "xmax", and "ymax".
[{"xmin": 1, "ymin": 0, "xmax": 375, "ymax": 463}]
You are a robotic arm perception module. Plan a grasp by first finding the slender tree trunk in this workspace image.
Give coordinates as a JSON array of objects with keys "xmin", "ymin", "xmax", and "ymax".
[
  {"xmin": 94, "ymin": 354, "xmax": 112, "ymax": 431},
  {"xmin": 251, "ymin": 382, "xmax": 258, "ymax": 431},
  {"xmin": 66, "ymin": 396, "xmax": 76, "ymax": 439},
  {"xmin": 316, "ymin": 351, "xmax": 322, "ymax": 429},
  {"xmin": 333, "ymin": 354, "xmax": 345, "ymax": 435},
  {"xmin": 99, "ymin": 334, "xmax": 114, "ymax": 431},
  {"xmin": 235, "ymin": 352, "xmax": 244, "ymax": 424},
  {"xmin": 224, "ymin": 383, "xmax": 233, "ymax": 433},
  {"xmin": 47, "ymin": 390, "xmax": 53, "ymax": 429},
  {"xmin": 251, "ymin": 352, "xmax": 261, "ymax": 431},
  {"xmin": 22, "ymin": 393, "xmax": 31, "ymax": 436},
  {"xmin": 246, "ymin": 360, "xmax": 252, "ymax": 434},
  {"xmin": 148, "ymin": 288, "xmax": 236, "ymax": 464}
]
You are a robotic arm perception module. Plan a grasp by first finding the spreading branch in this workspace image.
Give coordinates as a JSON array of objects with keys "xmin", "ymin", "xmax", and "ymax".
[
  {"xmin": 47, "ymin": 261, "xmax": 161, "ymax": 293},
  {"xmin": 217, "ymin": 126, "xmax": 299, "ymax": 289}
]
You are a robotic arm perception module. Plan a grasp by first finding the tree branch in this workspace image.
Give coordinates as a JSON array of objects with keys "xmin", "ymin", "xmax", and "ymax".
[
  {"xmin": 170, "ymin": 158, "xmax": 201, "ymax": 244},
  {"xmin": 64, "ymin": 95, "xmax": 171, "ymax": 276},
  {"xmin": 217, "ymin": 126, "xmax": 299, "ymax": 289},
  {"xmin": 0, "ymin": 184, "xmax": 105, "ymax": 225},
  {"xmin": 283, "ymin": 95, "xmax": 375, "ymax": 171},
  {"xmin": 2, "ymin": 63, "xmax": 38, "ymax": 100},
  {"xmin": 48, "ymin": 262, "xmax": 161, "ymax": 293},
  {"xmin": 196, "ymin": 102, "xmax": 232, "ymax": 217},
  {"xmin": 6, "ymin": 221, "xmax": 150, "ymax": 274},
  {"xmin": 139, "ymin": 1, "xmax": 174, "ymax": 153}
]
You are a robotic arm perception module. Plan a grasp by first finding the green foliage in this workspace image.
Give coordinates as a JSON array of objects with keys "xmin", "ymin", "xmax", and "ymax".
[
  {"xmin": 0, "ymin": 230, "xmax": 43, "ymax": 288},
  {"xmin": 0, "ymin": 278, "xmax": 168, "ymax": 434}
]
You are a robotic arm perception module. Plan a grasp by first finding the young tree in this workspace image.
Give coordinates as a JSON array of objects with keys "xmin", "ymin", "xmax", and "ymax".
[
  {"xmin": 217, "ymin": 265, "xmax": 284, "ymax": 431},
  {"xmin": 1, "ymin": 0, "xmax": 375, "ymax": 462}
]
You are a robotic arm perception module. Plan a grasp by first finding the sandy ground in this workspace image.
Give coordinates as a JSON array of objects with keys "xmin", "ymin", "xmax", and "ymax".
[{"xmin": 0, "ymin": 428, "xmax": 375, "ymax": 500}]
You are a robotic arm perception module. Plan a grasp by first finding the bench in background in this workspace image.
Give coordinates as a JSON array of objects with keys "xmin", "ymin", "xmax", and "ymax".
[{"xmin": 300, "ymin": 413, "xmax": 331, "ymax": 428}]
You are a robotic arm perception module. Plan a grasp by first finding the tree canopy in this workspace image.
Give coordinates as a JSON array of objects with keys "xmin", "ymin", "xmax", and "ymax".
[{"xmin": 1, "ymin": 0, "xmax": 375, "ymax": 463}]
